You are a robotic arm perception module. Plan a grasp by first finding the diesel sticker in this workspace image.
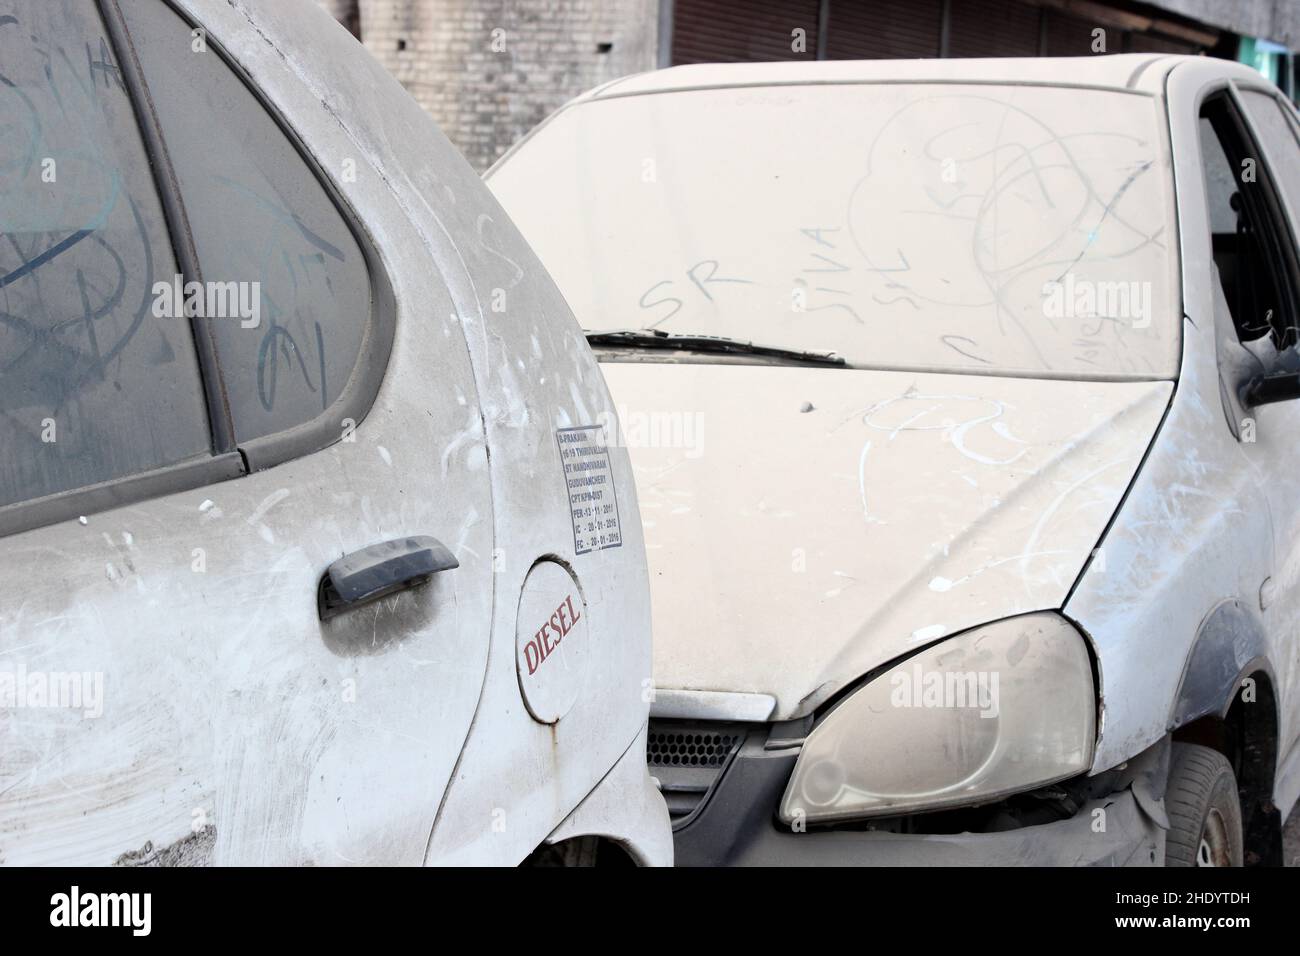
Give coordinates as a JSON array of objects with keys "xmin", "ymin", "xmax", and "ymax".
[
  {"xmin": 557, "ymin": 425, "xmax": 622, "ymax": 554},
  {"xmin": 522, "ymin": 594, "xmax": 582, "ymax": 676},
  {"xmin": 515, "ymin": 562, "xmax": 588, "ymax": 724}
]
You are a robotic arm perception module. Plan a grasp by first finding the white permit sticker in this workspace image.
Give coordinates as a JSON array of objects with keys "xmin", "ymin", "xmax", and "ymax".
[{"xmin": 556, "ymin": 425, "xmax": 622, "ymax": 554}]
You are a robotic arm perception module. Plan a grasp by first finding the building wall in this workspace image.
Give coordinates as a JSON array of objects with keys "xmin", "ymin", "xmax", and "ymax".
[
  {"xmin": 1150, "ymin": 0, "xmax": 1299, "ymax": 48},
  {"xmin": 315, "ymin": 1, "xmax": 1294, "ymax": 170},
  {"xmin": 340, "ymin": 0, "xmax": 658, "ymax": 171}
]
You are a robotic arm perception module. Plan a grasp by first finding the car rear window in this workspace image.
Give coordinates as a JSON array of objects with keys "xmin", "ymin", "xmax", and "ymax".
[
  {"xmin": 491, "ymin": 83, "xmax": 1179, "ymax": 380},
  {"xmin": 0, "ymin": 0, "xmax": 212, "ymax": 509},
  {"xmin": 119, "ymin": 0, "xmax": 374, "ymax": 445}
]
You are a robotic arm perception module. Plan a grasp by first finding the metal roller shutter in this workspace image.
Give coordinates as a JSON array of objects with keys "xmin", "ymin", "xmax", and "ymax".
[
  {"xmin": 825, "ymin": 0, "xmax": 943, "ymax": 59},
  {"xmin": 1127, "ymin": 33, "xmax": 1197, "ymax": 55},
  {"xmin": 1043, "ymin": 9, "xmax": 1103, "ymax": 56},
  {"xmin": 668, "ymin": 0, "xmax": 1211, "ymax": 68},
  {"xmin": 947, "ymin": 0, "xmax": 1041, "ymax": 58},
  {"xmin": 671, "ymin": 0, "xmax": 822, "ymax": 65}
]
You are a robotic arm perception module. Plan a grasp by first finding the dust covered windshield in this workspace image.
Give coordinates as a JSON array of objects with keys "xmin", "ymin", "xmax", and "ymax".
[{"xmin": 491, "ymin": 82, "xmax": 1179, "ymax": 380}]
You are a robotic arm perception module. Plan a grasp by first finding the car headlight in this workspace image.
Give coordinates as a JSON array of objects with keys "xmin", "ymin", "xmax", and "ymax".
[{"xmin": 779, "ymin": 613, "xmax": 1096, "ymax": 825}]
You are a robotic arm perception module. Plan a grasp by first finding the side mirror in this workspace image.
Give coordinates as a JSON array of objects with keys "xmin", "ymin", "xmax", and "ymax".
[{"xmin": 1243, "ymin": 371, "xmax": 1300, "ymax": 407}]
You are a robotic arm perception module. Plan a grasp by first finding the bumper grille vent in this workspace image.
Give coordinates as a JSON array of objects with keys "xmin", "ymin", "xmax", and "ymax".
[
  {"xmin": 647, "ymin": 729, "xmax": 741, "ymax": 769},
  {"xmin": 647, "ymin": 719, "xmax": 751, "ymax": 825}
]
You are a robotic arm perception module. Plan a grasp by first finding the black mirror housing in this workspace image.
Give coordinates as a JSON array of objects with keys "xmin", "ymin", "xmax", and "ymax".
[{"xmin": 1243, "ymin": 371, "xmax": 1300, "ymax": 407}]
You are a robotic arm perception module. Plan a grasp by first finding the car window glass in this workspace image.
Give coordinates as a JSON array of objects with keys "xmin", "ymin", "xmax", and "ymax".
[
  {"xmin": 491, "ymin": 84, "xmax": 1178, "ymax": 379},
  {"xmin": 1200, "ymin": 96, "xmax": 1296, "ymax": 350},
  {"xmin": 0, "ymin": 0, "xmax": 211, "ymax": 510},
  {"xmin": 1198, "ymin": 118, "xmax": 1238, "ymax": 235},
  {"xmin": 119, "ymin": 0, "xmax": 373, "ymax": 444},
  {"xmin": 1239, "ymin": 90, "xmax": 1300, "ymax": 229}
]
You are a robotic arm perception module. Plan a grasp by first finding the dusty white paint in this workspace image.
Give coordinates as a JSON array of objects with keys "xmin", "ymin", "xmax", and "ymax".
[
  {"xmin": 1067, "ymin": 59, "xmax": 1300, "ymax": 819},
  {"xmin": 599, "ymin": 362, "xmax": 1169, "ymax": 714},
  {"xmin": 492, "ymin": 54, "xmax": 1300, "ymax": 828},
  {"xmin": 0, "ymin": 0, "xmax": 667, "ymax": 867}
]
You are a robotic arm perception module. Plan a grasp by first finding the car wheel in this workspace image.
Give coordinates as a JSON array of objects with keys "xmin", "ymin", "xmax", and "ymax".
[{"xmin": 1165, "ymin": 743, "xmax": 1243, "ymax": 867}]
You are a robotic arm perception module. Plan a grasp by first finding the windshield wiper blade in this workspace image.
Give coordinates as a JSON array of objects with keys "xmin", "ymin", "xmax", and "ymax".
[{"xmin": 584, "ymin": 329, "xmax": 846, "ymax": 366}]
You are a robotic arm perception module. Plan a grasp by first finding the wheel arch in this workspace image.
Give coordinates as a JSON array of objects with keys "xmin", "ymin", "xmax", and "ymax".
[{"xmin": 1170, "ymin": 599, "xmax": 1282, "ymax": 864}]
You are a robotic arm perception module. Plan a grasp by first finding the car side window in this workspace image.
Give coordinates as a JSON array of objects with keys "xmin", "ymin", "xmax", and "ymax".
[
  {"xmin": 1199, "ymin": 118, "xmax": 1239, "ymax": 236},
  {"xmin": 1238, "ymin": 90, "xmax": 1300, "ymax": 233},
  {"xmin": 118, "ymin": 0, "xmax": 374, "ymax": 448},
  {"xmin": 1199, "ymin": 93, "xmax": 1300, "ymax": 352},
  {"xmin": 0, "ymin": 0, "xmax": 212, "ymax": 511}
]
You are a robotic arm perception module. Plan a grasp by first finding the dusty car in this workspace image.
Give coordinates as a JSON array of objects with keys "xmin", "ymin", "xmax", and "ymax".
[
  {"xmin": 0, "ymin": 0, "xmax": 668, "ymax": 866},
  {"xmin": 489, "ymin": 55, "xmax": 1300, "ymax": 866}
]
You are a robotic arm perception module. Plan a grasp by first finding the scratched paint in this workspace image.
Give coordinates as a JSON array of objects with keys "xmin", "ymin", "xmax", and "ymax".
[
  {"xmin": 490, "ymin": 78, "xmax": 1177, "ymax": 382},
  {"xmin": 600, "ymin": 360, "xmax": 1170, "ymax": 717},
  {"xmin": 0, "ymin": 0, "xmax": 666, "ymax": 867},
  {"xmin": 491, "ymin": 55, "xmax": 1300, "ymax": 839}
]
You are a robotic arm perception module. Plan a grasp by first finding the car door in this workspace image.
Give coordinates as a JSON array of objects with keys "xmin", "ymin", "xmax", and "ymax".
[
  {"xmin": 1193, "ymin": 80, "xmax": 1300, "ymax": 771},
  {"xmin": 1233, "ymin": 86, "xmax": 1300, "ymax": 768},
  {"xmin": 0, "ymin": 0, "xmax": 494, "ymax": 865}
]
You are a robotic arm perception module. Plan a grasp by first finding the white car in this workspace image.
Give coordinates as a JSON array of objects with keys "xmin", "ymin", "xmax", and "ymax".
[
  {"xmin": 0, "ymin": 0, "xmax": 669, "ymax": 866},
  {"xmin": 490, "ymin": 55, "xmax": 1300, "ymax": 866}
]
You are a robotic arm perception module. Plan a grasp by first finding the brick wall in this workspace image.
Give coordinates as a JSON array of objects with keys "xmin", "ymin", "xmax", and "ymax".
[{"xmin": 318, "ymin": 0, "xmax": 658, "ymax": 171}]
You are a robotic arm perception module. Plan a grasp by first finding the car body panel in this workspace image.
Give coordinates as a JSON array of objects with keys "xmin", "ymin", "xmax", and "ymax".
[
  {"xmin": 603, "ymin": 361, "xmax": 1170, "ymax": 717},
  {"xmin": 1067, "ymin": 59, "xmax": 1300, "ymax": 816},
  {"xmin": 0, "ymin": 0, "xmax": 666, "ymax": 866},
  {"xmin": 492, "ymin": 54, "xmax": 1300, "ymax": 843},
  {"xmin": 559, "ymin": 54, "xmax": 1180, "ymax": 103},
  {"xmin": 184, "ymin": 0, "xmax": 663, "ymax": 866}
]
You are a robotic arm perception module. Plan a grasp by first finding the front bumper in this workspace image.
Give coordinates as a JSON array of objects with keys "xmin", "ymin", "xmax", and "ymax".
[{"xmin": 658, "ymin": 723, "xmax": 1167, "ymax": 867}]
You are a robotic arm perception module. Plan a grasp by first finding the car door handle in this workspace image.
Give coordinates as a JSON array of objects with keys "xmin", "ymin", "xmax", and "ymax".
[{"xmin": 318, "ymin": 535, "xmax": 459, "ymax": 619}]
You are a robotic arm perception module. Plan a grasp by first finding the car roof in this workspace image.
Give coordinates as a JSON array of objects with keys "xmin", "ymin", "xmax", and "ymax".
[{"xmin": 579, "ymin": 54, "xmax": 1261, "ymax": 102}]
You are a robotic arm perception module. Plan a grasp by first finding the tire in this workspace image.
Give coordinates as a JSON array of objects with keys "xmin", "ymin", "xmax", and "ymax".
[
  {"xmin": 520, "ymin": 836, "xmax": 600, "ymax": 867},
  {"xmin": 1165, "ymin": 743, "xmax": 1244, "ymax": 867}
]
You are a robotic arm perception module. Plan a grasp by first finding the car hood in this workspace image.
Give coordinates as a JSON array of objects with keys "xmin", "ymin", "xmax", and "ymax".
[{"xmin": 599, "ymin": 361, "xmax": 1172, "ymax": 719}]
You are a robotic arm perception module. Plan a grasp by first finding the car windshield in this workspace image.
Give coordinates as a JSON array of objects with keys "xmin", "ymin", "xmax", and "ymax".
[{"xmin": 490, "ymin": 82, "xmax": 1179, "ymax": 380}]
